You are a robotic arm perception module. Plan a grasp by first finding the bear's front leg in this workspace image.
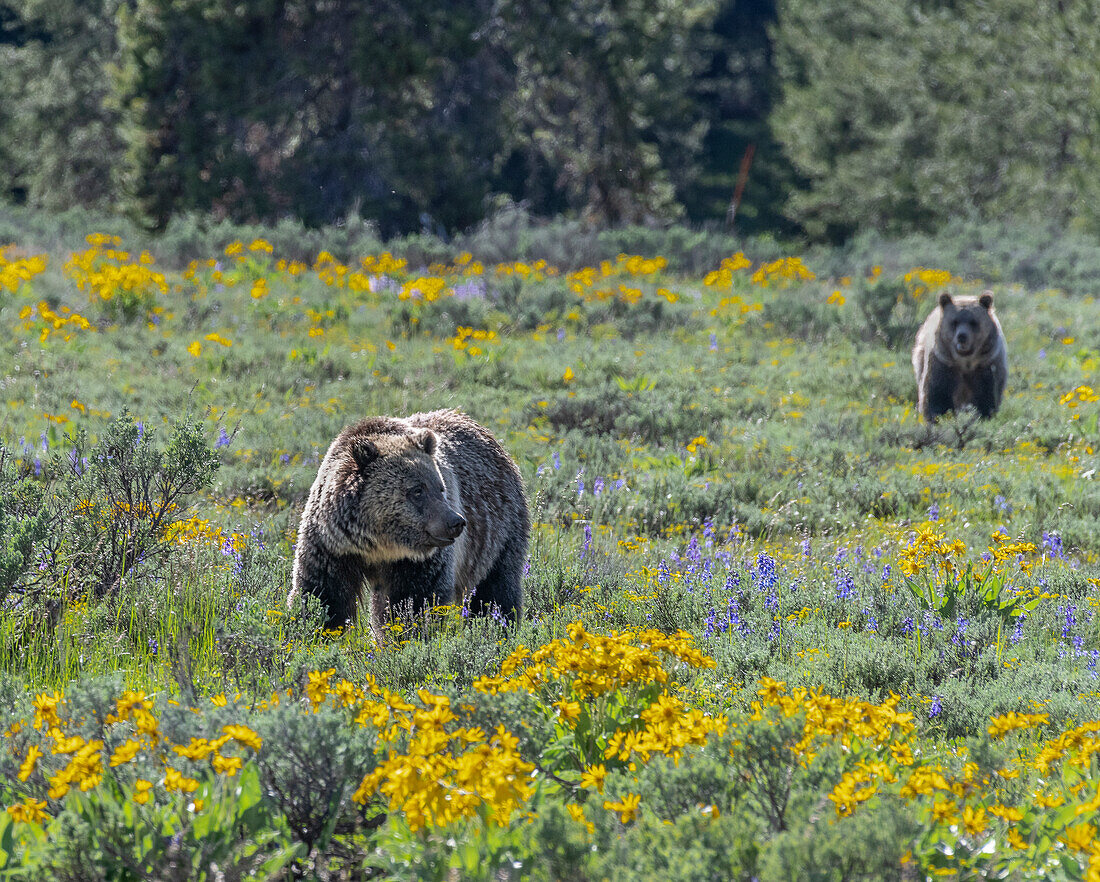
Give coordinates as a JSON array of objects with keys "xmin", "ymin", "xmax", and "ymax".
[
  {"xmin": 923, "ymin": 358, "xmax": 958, "ymax": 421},
  {"xmin": 369, "ymin": 548, "xmax": 456, "ymax": 639},
  {"xmin": 969, "ymin": 364, "xmax": 1002, "ymax": 418},
  {"xmin": 291, "ymin": 529, "xmax": 368, "ymax": 630}
]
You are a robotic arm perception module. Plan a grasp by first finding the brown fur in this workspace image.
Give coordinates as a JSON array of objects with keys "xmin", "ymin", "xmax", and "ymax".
[
  {"xmin": 288, "ymin": 410, "xmax": 529, "ymax": 638},
  {"xmin": 912, "ymin": 291, "xmax": 1008, "ymax": 421}
]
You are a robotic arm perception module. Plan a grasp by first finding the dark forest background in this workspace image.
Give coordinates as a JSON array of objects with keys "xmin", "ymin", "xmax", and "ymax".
[{"xmin": 2, "ymin": 0, "xmax": 1098, "ymax": 241}]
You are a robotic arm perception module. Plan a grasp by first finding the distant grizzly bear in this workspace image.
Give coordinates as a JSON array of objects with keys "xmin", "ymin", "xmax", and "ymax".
[
  {"xmin": 288, "ymin": 410, "xmax": 529, "ymax": 637},
  {"xmin": 912, "ymin": 290, "xmax": 1008, "ymax": 422}
]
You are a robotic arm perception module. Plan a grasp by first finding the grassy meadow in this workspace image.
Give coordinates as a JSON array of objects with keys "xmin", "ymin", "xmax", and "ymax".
[{"xmin": 1, "ymin": 221, "xmax": 1099, "ymax": 879}]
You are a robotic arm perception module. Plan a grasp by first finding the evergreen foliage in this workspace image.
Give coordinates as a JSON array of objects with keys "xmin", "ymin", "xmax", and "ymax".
[{"xmin": 2, "ymin": 1, "xmax": 1100, "ymax": 239}]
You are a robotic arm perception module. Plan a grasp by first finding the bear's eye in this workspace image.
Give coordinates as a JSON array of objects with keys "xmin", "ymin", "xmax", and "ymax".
[{"xmin": 407, "ymin": 485, "xmax": 425, "ymax": 502}]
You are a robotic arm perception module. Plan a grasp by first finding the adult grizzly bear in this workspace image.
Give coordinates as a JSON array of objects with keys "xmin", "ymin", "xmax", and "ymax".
[
  {"xmin": 912, "ymin": 290, "xmax": 1007, "ymax": 422},
  {"xmin": 288, "ymin": 410, "xmax": 529, "ymax": 637}
]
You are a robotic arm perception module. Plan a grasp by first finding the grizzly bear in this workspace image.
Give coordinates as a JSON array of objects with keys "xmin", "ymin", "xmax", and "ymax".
[
  {"xmin": 288, "ymin": 410, "xmax": 529, "ymax": 637},
  {"xmin": 912, "ymin": 290, "xmax": 1007, "ymax": 422}
]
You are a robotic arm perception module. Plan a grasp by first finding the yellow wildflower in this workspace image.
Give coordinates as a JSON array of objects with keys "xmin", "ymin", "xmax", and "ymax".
[{"xmin": 6, "ymin": 798, "xmax": 48, "ymax": 825}]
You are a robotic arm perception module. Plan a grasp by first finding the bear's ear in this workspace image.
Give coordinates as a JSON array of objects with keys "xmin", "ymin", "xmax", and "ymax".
[
  {"xmin": 350, "ymin": 439, "xmax": 379, "ymax": 471},
  {"xmin": 978, "ymin": 290, "xmax": 994, "ymax": 310},
  {"xmin": 938, "ymin": 292, "xmax": 954, "ymax": 309},
  {"xmin": 412, "ymin": 428, "xmax": 437, "ymax": 456}
]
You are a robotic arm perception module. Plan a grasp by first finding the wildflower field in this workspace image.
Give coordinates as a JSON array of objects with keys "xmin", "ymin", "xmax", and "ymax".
[{"xmin": 1, "ymin": 221, "xmax": 1099, "ymax": 880}]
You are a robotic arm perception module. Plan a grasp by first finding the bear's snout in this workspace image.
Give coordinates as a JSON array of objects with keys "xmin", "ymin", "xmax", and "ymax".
[
  {"xmin": 954, "ymin": 326, "xmax": 973, "ymax": 354},
  {"xmin": 426, "ymin": 509, "xmax": 466, "ymax": 546}
]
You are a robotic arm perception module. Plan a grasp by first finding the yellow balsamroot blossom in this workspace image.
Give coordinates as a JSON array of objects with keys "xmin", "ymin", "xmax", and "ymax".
[
  {"xmin": 173, "ymin": 737, "xmax": 220, "ymax": 761},
  {"xmin": 567, "ymin": 802, "xmax": 595, "ymax": 835},
  {"xmin": 361, "ymin": 252, "xmax": 407, "ymax": 275},
  {"xmin": 1060, "ymin": 822, "xmax": 1096, "ymax": 852},
  {"xmin": 987, "ymin": 531, "xmax": 1037, "ymax": 574},
  {"xmin": 750, "ymin": 256, "xmax": 815, "ymax": 287},
  {"xmin": 0, "ymin": 245, "xmax": 48, "ymax": 292},
  {"xmin": 900, "ymin": 524, "xmax": 966, "ymax": 578},
  {"xmin": 988, "ymin": 711, "xmax": 1049, "ymax": 739},
  {"xmin": 961, "ymin": 804, "xmax": 988, "ymax": 835},
  {"xmin": 65, "ymin": 237, "xmax": 168, "ymax": 311},
  {"xmin": 164, "ymin": 767, "xmax": 200, "ymax": 794},
  {"xmin": 903, "ymin": 267, "xmax": 954, "ymax": 299},
  {"xmin": 580, "ymin": 764, "xmax": 608, "ymax": 793},
  {"xmin": 132, "ymin": 779, "xmax": 154, "ymax": 805},
  {"xmin": 109, "ymin": 739, "xmax": 143, "ymax": 767},
  {"xmin": 828, "ymin": 768, "xmax": 882, "ymax": 817},
  {"xmin": 352, "ymin": 721, "xmax": 534, "ymax": 832},
  {"xmin": 451, "ymin": 326, "xmax": 498, "ymax": 355},
  {"xmin": 212, "ymin": 753, "xmax": 243, "ymax": 777},
  {"xmin": 306, "ymin": 668, "xmax": 337, "ymax": 710},
  {"xmin": 704, "ymin": 252, "xmax": 752, "ymax": 288},
  {"xmin": 1034, "ymin": 719, "xmax": 1100, "ymax": 774},
  {"xmin": 604, "ymin": 693, "xmax": 726, "ymax": 764},
  {"xmin": 400, "ymin": 276, "xmax": 448, "ymax": 302},
  {"xmin": 47, "ymin": 740, "xmax": 105, "ymax": 798},
  {"xmin": 474, "ymin": 623, "xmax": 714, "ymax": 701},
  {"xmin": 221, "ymin": 724, "xmax": 262, "ymax": 752},
  {"xmin": 106, "ymin": 690, "xmax": 153, "ymax": 724},
  {"xmin": 33, "ymin": 691, "xmax": 63, "ymax": 729},
  {"xmin": 603, "ymin": 792, "xmax": 642, "ymax": 823},
  {"xmin": 6, "ymin": 797, "xmax": 48, "ymax": 825},
  {"xmin": 1060, "ymin": 385, "xmax": 1099, "ymax": 408},
  {"xmin": 17, "ymin": 745, "xmax": 43, "ymax": 781}
]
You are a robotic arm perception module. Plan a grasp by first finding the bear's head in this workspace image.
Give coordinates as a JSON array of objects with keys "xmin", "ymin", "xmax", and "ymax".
[
  {"xmin": 333, "ymin": 425, "xmax": 466, "ymax": 560},
  {"xmin": 937, "ymin": 291, "xmax": 997, "ymax": 360}
]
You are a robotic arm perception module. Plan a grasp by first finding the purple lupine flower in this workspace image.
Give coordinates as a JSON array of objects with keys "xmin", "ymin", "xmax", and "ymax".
[
  {"xmin": 704, "ymin": 608, "xmax": 717, "ymax": 640},
  {"xmin": 686, "ymin": 536, "xmax": 701, "ymax": 563},
  {"xmin": 1062, "ymin": 604, "xmax": 1077, "ymax": 641},
  {"xmin": 593, "ymin": 477, "xmax": 604, "ymax": 497},
  {"xmin": 834, "ymin": 568, "xmax": 856, "ymax": 601},
  {"xmin": 552, "ymin": 451, "xmax": 561, "ymax": 471},
  {"xmin": 929, "ymin": 696, "xmax": 942, "ymax": 719},
  {"xmin": 709, "ymin": 333, "xmax": 718, "ymax": 351},
  {"xmin": 215, "ymin": 427, "xmax": 231, "ymax": 448},
  {"xmin": 1043, "ymin": 532, "xmax": 1065, "ymax": 560},
  {"xmin": 753, "ymin": 553, "xmax": 777, "ymax": 591},
  {"xmin": 927, "ymin": 503, "xmax": 939, "ymax": 521},
  {"xmin": 703, "ymin": 518, "xmax": 715, "ymax": 546}
]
